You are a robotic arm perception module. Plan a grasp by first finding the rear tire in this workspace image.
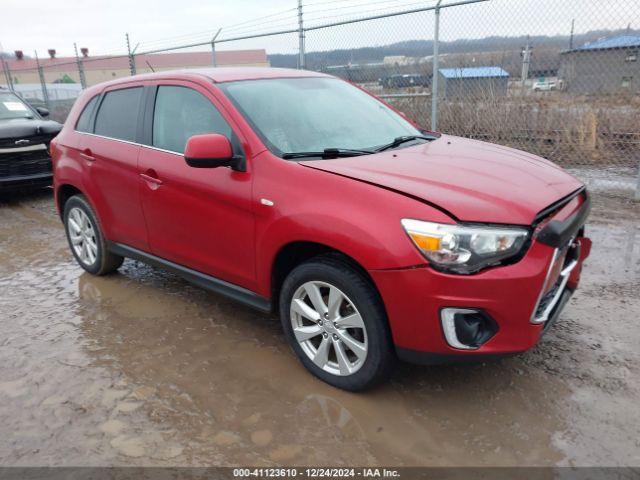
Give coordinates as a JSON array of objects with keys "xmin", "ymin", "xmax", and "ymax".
[
  {"xmin": 63, "ymin": 195, "xmax": 123, "ymax": 275},
  {"xmin": 279, "ymin": 255, "xmax": 395, "ymax": 391}
]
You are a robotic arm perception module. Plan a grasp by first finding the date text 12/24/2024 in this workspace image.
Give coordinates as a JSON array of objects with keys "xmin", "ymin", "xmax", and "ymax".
[{"xmin": 233, "ymin": 468, "xmax": 401, "ymax": 478}]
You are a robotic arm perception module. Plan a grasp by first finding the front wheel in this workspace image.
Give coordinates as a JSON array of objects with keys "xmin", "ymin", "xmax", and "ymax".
[{"xmin": 279, "ymin": 256, "xmax": 395, "ymax": 391}]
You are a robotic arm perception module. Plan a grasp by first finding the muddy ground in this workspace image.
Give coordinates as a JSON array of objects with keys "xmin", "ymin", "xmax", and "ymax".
[{"xmin": 0, "ymin": 189, "xmax": 638, "ymax": 467}]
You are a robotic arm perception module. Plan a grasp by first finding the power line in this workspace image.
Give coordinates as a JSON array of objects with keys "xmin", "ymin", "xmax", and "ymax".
[
  {"xmin": 304, "ymin": 0, "xmax": 439, "ymax": 25},
  {"xmin": 132, "ymin": 7, "xmax": 298, "ymax": 52},
  {"xmin": 222, "ymin": 7, "xmax": 298, "ymax": 31},
  {"xmin": 304, "ymin": 0, "xmax": 425, "ymax": 15}
]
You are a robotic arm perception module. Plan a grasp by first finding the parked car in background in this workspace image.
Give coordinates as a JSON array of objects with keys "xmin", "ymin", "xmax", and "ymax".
[
  {"xmin": 0, "ymin": 89, "xmax": 62, "ymax": 192},
  {"xmin": 51, "ymin": 68, "xmax": 591, "ymax": 391},
  {"xmin": 532, "ymin": 79, "xmax": 557, "ymax": 91},
  {"xmin": 379, "ymin": 73, "xmax": 430, "ymax": 89}
]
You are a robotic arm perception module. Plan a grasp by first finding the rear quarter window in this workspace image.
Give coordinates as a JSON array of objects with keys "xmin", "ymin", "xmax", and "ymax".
[
  {"xmin": 94, "ymin": 87, "xmax": 143, "ymax": 142},
  {"xmin": 75, "ymin": 95, "xmax": 99, "ymax": 133}
]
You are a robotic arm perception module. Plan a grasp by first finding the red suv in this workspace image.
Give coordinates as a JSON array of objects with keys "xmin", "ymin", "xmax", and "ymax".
[{"xmin": 52, "ymin": 68, "xmax": 591, "ymax": 391}]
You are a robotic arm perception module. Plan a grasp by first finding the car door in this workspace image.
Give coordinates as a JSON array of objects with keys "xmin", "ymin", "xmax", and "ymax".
[
  {"xmin": 84, "ymin": 85, "xmax": 148, "ymax": 251},
  {"xmin": 137, "ymin": 82, "xmax": 255, "ymax": 290}
]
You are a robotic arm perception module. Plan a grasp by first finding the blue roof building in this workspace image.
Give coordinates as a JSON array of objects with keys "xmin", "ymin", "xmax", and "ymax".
[
  {"xmin": 437, "ymin": 66, "xmax": 510, "ymax": 98},
  {"xmin": 439, "ymin": 66, "xmax": 510, "ymax": 79},
  {"xmin": 559, "ymin": 35, "xmax": 639, "ymax": 94},
  {"xmin": 570, "ymin": 35, "xmax": 640, "ymax": 52}
]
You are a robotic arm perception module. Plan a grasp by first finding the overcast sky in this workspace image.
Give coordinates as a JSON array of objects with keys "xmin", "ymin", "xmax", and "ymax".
[{"xmin": 1, "ymin": 0, "xmax": 636, "ymax": 57}]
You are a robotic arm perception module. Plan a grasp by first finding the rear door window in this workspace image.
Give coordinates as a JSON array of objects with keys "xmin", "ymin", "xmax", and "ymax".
[
  {"xmin": 94, "ymin": 87, "xmax": 143, "ymax": 142},
  {"xmin": 75, "ymin": 95, "xmax": 99, "ymax": 133},
  {"xmin": 152, "ymin": 85, "xmax": 232, "ymax": 154}
]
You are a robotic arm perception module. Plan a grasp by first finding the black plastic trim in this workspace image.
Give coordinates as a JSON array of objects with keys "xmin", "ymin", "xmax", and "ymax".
[
  {"xmin": 438, "ymin": 307, "xmax": 499, "ymax": 349},
  {"xmin": 540, "ymin": 288, "xmax": 573, "ymax": 338},
  {"xmin": 533, "ymin": 186, "xmax": 585, "ymax": 225},
  {"xmin": 396, "ymin": 347, "xmax": 517, "ymax": 365},
  {"xmin": 140, "ymin": 85, "xmax": 157, "ymax": 147},
  {"xmin": 0, "ymin": 172, "xmax": 52, "ymax": 190},
  {"xmin": 108, "ymin": 242, "xmax": 271, "ymax": 312},
  {"xmin": 537, "ymin": 191, "xmax": 591, "ymax": 247}
]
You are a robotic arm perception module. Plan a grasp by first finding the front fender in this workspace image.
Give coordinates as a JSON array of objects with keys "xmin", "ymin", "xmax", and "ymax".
[{"xmin": 252, "ymin": 154, "xmax": 453, "ymax": 297}]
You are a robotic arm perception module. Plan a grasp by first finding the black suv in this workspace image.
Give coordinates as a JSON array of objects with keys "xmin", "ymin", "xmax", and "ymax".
[{"xmin": 0, "ymin": 90, "xmax": 62, "ymax": 192}]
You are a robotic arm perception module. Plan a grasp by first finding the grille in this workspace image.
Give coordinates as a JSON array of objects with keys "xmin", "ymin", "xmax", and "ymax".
[
  {"xmin": 534, "ymin": 239, "xmax": 579, "ymax": 321},
  {"xmin": 0, "ymin": 149, "xmax": 52, "ymax": 178},
  {"xmin": 0, "ymin": 135, "xmax": 52, "ymax": 149},
  {"xmin": 535, "ymin": 281, "xmax": 562, "ymax": 319}
]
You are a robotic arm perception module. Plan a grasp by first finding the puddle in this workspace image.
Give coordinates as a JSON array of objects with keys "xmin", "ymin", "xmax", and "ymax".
[{"xmin": 0, "ymin": 191, "xmax": 638, "ymax": 466}]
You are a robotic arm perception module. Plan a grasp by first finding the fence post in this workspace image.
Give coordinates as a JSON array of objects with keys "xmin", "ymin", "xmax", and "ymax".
[
  {"xmin": 126, "ymin": 33, "xmax": 137, "ymax": 76},
  {"xmin": 635, "ymin": 163, "xmax": 640, "ymax": 201},
  {"xmin": 34, "ymin": 51, "xmax": 50, "ymax": 109},
  {"xmin": 520, "ymin": 37, "xmax": 531, "ymax": 92},
  {"xmin": 430, "ymin": 0, "xmax": 442, "ymax": 131},
  {"xmin": 74, "ymin": 43, "xmax": 87, "ymax": 89},
  {"xmin": 211, "ymin": 28, "xmax": 222, "ymax": 67},
  {"xmin": 297, "ymin": 0, "xmax": 306, "ymax": 69},
  {"xmin": 2, "ymin": 59, "xmax": 14, "ymax": 91}
]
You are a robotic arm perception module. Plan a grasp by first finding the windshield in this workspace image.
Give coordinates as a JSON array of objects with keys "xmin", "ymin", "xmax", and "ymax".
[
  {"xmin": 0, "ymin": 92, "xmax": 35, "ymax": 120},
  {"xmin": 219, "ymin": 77, "xmax": 422, "ymax": 156}
]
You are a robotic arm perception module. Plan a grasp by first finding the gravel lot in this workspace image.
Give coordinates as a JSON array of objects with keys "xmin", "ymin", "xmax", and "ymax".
[{"xmin": 0, "ymin": 189, "xmax": 638, "ymax": 467}]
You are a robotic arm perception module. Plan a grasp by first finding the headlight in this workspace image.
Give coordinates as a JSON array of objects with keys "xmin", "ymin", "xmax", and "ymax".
[{"xmin": 401, "ymin": 219, "xmax": 529, "ymax": 274}]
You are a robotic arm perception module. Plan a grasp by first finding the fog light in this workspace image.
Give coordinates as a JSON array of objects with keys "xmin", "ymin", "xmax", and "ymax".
[{"xmin": 440, "ymin": 308, "xmax": 498, "ymax": 350}]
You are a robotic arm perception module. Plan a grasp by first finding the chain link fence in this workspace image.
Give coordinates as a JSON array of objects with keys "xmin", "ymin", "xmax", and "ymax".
[{"xmin": 2, "ymin": 0, "xmax": 638, "ymax": 198}]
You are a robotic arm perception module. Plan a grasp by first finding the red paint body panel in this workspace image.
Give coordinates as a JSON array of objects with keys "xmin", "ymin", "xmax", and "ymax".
[
  {"xmin": 184, "ymin": 134, "xmax": 233, "ymax": 160},
  {"xmin": 303, "ymin": 135, "xmax": 584, "ymax": 225},
  {"xmin": 372, "ymin": 240, "xmax": 552, "ymax": 353},
  {"xmin": 52, "ymin": 68, "xmax": 591, "ymax": 361}
]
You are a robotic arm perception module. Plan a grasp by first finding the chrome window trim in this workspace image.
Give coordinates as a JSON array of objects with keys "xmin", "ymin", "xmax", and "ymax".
[
  {"xmin": 77, "ymin": 131, "xmax": 139, "ymax": 147},
  {"xmin": 77, "ymin": 131, "xmax": 182, "ymax": 156},
  {"xmin": 141, "ymin": 144, "xmax": 182, "ymax": 156}
]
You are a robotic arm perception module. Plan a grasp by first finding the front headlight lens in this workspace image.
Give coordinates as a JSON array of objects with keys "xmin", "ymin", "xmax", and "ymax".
[{"xmin": 401, "ymin": 219, "xmax": 529, "ymax": 274}]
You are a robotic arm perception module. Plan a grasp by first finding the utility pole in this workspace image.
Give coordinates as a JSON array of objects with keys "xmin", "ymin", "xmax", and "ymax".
[
  {"xmin": 636, "ymin": 162, "xmax": 640, "ymax": 201},
  {"xmin": 520, "ymin": 36, "xmax": 531, "ymax": 91},
  {"xmin": 126, "ymin": 33, "xmax": 137, "ymax": 76},
  {"xmin": 297, "ymin": 0, "xmax": 305, "ymax": 69},
  {"xmin": 431, "ymin": 0, "xmax": 443, "ymax": 131},
  {"xmin": 74, "ymin": 42, "xmax": 87, "ymax": 89},
  {"xmin": 211, "ymin": 28, "xmax": 222, "ymax": 67},
  {"xmin": 35, "ymin": 51, "xmax": 50, "ymax": 109},
  {"xmin": 569, "ymin": 19, "xmax": 575, "ymax": 50}
]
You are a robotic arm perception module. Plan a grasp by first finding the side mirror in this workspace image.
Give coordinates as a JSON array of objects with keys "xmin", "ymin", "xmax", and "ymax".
[
  {"xmin": 184, "ymin": 133, "xmax": 241, "ymax": 170},
  {"xmin": 36, "ymin": 106, "xmax": 50, "ymax": 117}
]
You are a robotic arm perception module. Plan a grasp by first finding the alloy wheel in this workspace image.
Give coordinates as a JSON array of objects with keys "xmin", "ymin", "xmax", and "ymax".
[
  {"xmin": 67, "ymin": 207, "xmax": 98, "ymax": 266},
  {"xmin": 290, "ymin": 281, "xmax": 368, "ymax": 376}
]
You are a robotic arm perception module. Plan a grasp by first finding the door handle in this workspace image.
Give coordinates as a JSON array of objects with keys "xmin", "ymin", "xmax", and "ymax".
[
  {"xmin": 80, "ymin": 149, "xmax": 95, "ymax": 162},
  {"xmin": 140, "ymin": 172, "xmax": 163, "ymax": 187}
]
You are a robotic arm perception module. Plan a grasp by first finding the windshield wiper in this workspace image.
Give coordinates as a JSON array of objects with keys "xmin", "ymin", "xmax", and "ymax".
[
  {"xmin": 282, "ymin": 148, "xmax": 374, "ymax": 160},
  {"xmin": 374, "ymin": 135, "xmax": 436, "ymax": 152}
]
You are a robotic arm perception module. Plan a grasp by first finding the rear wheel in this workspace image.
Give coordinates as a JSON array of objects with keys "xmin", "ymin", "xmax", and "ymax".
[
  {"xmin": 279, "ymin": 255, "xmax": 395, "ymax": 391},
  {"xmin": 63, "ymin": 195, "xmax": 123, "ymax": 275}
]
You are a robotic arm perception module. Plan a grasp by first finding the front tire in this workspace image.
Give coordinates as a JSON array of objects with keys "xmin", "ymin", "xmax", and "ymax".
[
  {"xmin": 63, "ymin": 195, "xmax": 123, "ymax": 275},
  {"xmin": 279, "ymin": 255, "xmax": 395, "ymax": 391}
]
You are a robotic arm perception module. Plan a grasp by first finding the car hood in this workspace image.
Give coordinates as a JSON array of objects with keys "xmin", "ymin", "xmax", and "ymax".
[
  {"xmin": 0, "ymin": 117, "xmax": 62, "ymax": 142},
  {"xmin": 301, "ymin": 134, "xmax": 583, "ymax": 225}
]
